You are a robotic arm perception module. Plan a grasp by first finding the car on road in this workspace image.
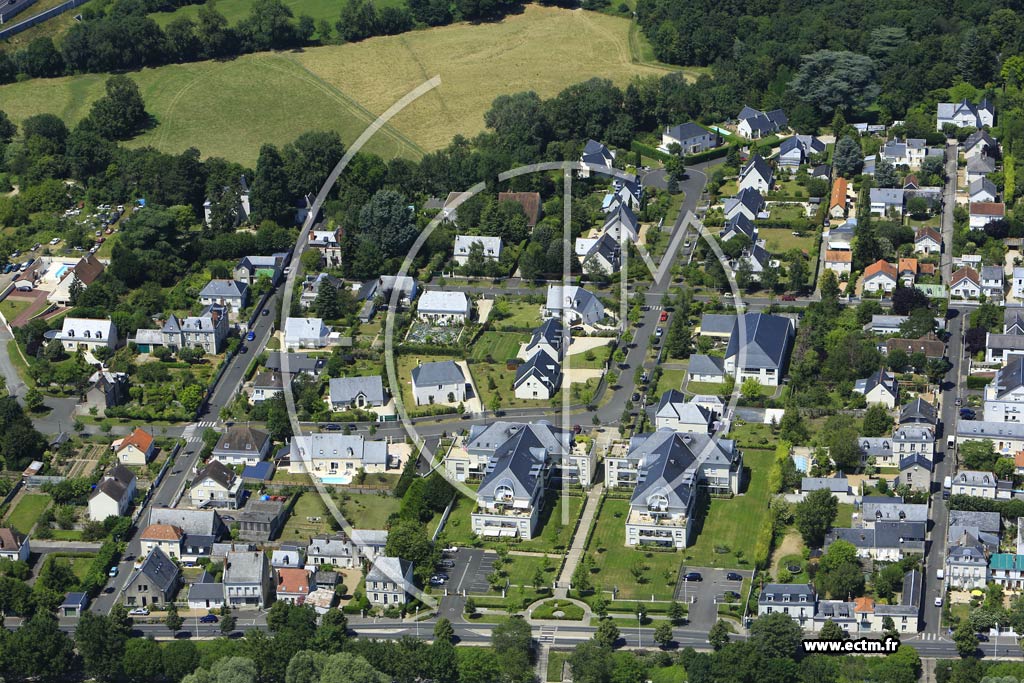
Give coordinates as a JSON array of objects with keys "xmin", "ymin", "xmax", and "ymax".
[
  {"xmin": 781, "ymin": 294, "xmax": 796, "ymax": 301},
  {"xmin": 437, "ymin": 560, "xmax": 455, "ymax": 569},
  {"xmin": 683, "ymin": 572, "xmax": 703, "ymax": 582},
  {"xmin": 934, "ymin": 596, "xmax": 943, "ymax": 606},
  {"xmin": 262, "ymin": 309, "xmax": 270, "ymax": 316},
  {"xmin": 199, "ymin": 614, "xmax": 219, "ymax": 624},
  {"xmin": 726, "ymin": 572, "xmax": 742, "ymax": 581},
  {"xmin": 443, "ymin": 546, "xmax": 458, "ymax": 554},
  {"xmin": 104, "ymin": 586, "xmax": 115, "ymax": 594},
  {"xmin": 660, "ymin": 311, "xmax": 668, "ymax": 322},
  {"xmin": 239, "ymin": 345, "xmax": 248, "ymax": 354},
  {"xmin": 246, "ymin": 331, "xmax": 256, "ymax": 341},
  {"xmin": 632, "ymin": 393, "xmax": 641, "ymax": 402},
  {"xmin": 655, "ymin": 327, "xmax": 664, "ymax": 337},
  {"xmin": 976, "ymin": 633, "xmax": 989, "ymax": 642},
  {"xmin": 323, "ymin": 423, "xmax": 341, "ymax": 431},
  {"xmin": 955, "ymin": 398, "xmax": 963, "ymax": 406},
  {"xmin": 108, "ymin": 566, "xmax": 118, "ymax": 577},
  {"xmin": 129, "ymin": 607, "xmax": 150, "ymax": 616}
]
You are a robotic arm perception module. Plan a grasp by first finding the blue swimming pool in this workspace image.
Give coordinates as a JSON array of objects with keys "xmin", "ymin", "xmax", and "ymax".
[
  {"xmin": 53, "ymin": 264, "xmax": 71, "ymax": 279},
  {"xmin": 319, "ymin": 474, "xmax": 352, "ymax": 485}
]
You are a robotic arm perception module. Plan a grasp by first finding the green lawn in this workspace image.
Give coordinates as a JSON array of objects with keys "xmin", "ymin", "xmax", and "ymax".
[
  {"xmin": 837, "ymin": 503, "xmax": 855, "ymax": 528},
  {"xmin": 279, "ymin": 493, "xmax": 334, "ymax": 541},
  {"xmin": 648, "ymin": 664, "xmax": 688, "ymax": 683},
  {"xmin": 568, "ymin": 341, "xmax": 613, "ymax": 369},
  {"xmin": 518, "ymin": 493, "xmax": 584, "ymax": 553},
  {"xmin": 492, "ymin": 300, "xmax": 543, "ymax": 330},
  {"xmin": 7, "ymin": 494, "xmax": 51, "ymax": 534},
  {"xmin": 335, "ymin": 491, "xmax": 402, "ymax": 529},
  {"xmin": 0, "ymin": 298, "xmax": 30, "ymax": 324},
  {"xmin": 655, "ymin": 368, "xmax": 687, "ymax": 396},
  {"xmin": 547, "ymin": 651, "xmax": 573, "ymax": 682},
  {"xmin": 532, "ymin": 599, "xmax": 585, "ymax": 620},
  {"xmin": 684, "ymin": 379, "xmax": 733, "ymax": 396},
  {"xmin": 52, "ymin": 553, "xmax": 97, "ymax": 583},
  {"xmin": 501, "ymin": 554, "xmax": 557, "ymax": 588},
  {"xmin": 726, "ymin": 423, "xmax": 775, "ymax": 449},
  {"xmin": 585, "ymin": 497, "xmax": 683, "ymax": 600},
  {"xmin": 433, "ymin": 493, "xmax": 475, "ymax": 544},
  {"xmin": 471, "ymin": 363, "xmax": 553, "ymax": 411},
  {"xmin": 758, "ymin": 227, "xmax": 818, "ymax": 255},
  {"xmin": 396, "ymin": 353, "xmax": 463, "ymax": 412},
  {"xmin": 681, "ymin": 448, "xmax": 775, "ymax": 569},
  {"xmin": 469, "ymin": 331, "xmax": 529, "ymax": 362},
  {"xmin": 0, "ymin": 6, "xmax": 682, "ymax": 164}
]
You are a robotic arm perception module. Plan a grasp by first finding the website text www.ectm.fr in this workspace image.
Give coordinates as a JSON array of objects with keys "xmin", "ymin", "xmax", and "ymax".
[{"xmin": 802, "ymin": 638, "xmax": 901, "ymax": 654}]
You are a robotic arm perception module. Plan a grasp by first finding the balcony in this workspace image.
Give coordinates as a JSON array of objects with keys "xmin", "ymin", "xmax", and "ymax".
[{"xmin": 627, "ymin": 508, "xmax": 686, "ymax": 527}]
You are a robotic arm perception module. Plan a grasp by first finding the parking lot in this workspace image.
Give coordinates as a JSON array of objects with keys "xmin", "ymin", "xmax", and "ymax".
[
  {"xmin": 674, "ymin": 567, "xmax": 754, "ymax": 628},
  {"xmin": 445, "ymin": 548, "xmax": 498, "ymax": 596}
]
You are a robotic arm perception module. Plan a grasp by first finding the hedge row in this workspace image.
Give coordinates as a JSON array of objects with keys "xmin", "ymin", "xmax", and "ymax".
[
  {"xmin": 631, "ymin": 141, "xmax": 672, "ymax": 162},
  {"xmin": 966, "ymin": 375, "xmax": 993, "ymax": 389}
]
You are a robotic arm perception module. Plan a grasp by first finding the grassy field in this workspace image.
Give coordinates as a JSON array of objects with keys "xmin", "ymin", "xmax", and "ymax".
[
  {"xmin": 432, "ymin": 490, "xmax": 581, "ymax": 553},
  {"xmin": 52, "ymin": 553, "xmax": 97, "ymax": 583},
  {"xmin": 0, "ymin": 7, "xmax": 693, "ymax": 164},
  {"xmin": 654, "ymin": 368, "xmax": 687, "ymax": 396},
  {"xmin": 279, "ymin": 492, "xmax": 334, "ymax": 541},
  {"xmin": 758, "ymin": 227, "xmax": 818, "ymax": 255},
  {"xmin": 585, "ymin": 497, "xmax": 682, "ymax": 600},
  {"xmin": 335, "ymin": 491, "xmax": 402, "ymax": 529},
  {"xmin": 149, "ymin": 0, "xmax": 405, "ymax": 29},
  {"xmin": 492, "ymin": 300, "xmax": 543, "ymax": 330},
  {"xmin": 681, "ymin": 448, "xmax": 775, "ymax": 568},
  {"xmin": 7, "ymin": 493, "xmax": 51, "ymax": 534},
  {"xmin": 469, "ymin": 331, "xmax": 528, "ymax": 362},
  {"xmin": 518, "ymin": 493, "xmax": 584, "ymax": 553},
  {"xmin": 0, "ymin": 297, "xmax": 30, "ymax": 324}
]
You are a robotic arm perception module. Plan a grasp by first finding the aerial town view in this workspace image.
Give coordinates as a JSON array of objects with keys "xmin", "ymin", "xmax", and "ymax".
[{"xmin": 0, "ymin": 0, "xmax": 1020, "ymax": 681}]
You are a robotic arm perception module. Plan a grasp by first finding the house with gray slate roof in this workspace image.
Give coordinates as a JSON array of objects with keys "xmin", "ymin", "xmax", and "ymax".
[
  {"xmin": 757, "ymin": 583, "xmax": 816, "ymax": 624},
  {"xmin": 212, "ymin": 425, "xmax": 271, "ymax": 467},
  {"xmin": 737, "ymin": 106, "xmax": 788, "ymax": 139},
  {"xmin": 739, "ymin": 155, "xmax": 774, "ymax": 192},
  {"xmin": 984, "ymin": 356, "xmax": 1024, "ymax": 423},
  {"xmin": 720, "ymin": 213, "xmax": 757, "ymax": 244},
  {"xmin": 521, "ymin": 319, "xmax": 564, "ymax": 362},
  {"xmin": 122, "ymin": 547, "xmax": 180, "ymax": 609},
  {"xmin": 579, "ymin": 139, "xmax": 615, "ymax": 178},
  {"xmin": 853, "ymin": 369, "xmax": 898, "ymax": 408},
  {"xmin": 198, "ymin": 279, "xmax": 249, "ymax": 320},
  {"xmin": 723, "ymin": 313, "xmax": 794, "ymax": 386},
  {"xmin": 329, "ymin": 376, "xmax": 386, "ymax": 410},
  {"xmin": 366, "ymin": 557, "xmax": 413, "ymax": 606},
  {"xmin": 826, "ymin": 521, "xmax": 926, "ymax": 561},
  {"xmin": 224, "ymin": 550, "xmax": 272, "ymax": 609},
  {"xmin": 417, "ymin": 290, "xmax": 470, "ymax": 324},
  {"xmin": 699, "ymin": 313, "xmax": 737, "ymax": 339},
  {"xmin": 687, "ymin": 354, "xmax": 726, "ymax": 383},
  {"xmin": 900, "ymin": 398, "xmax": 937, "ymax": 426},
  {"xmin": 655, "ymin": 389, "xmax": 714, "ymax": 433},
  {"xmin": 608, "ymin": 430, "xmax": 742, "ymax": 548},
  {"xmin": 289, "ymin": 433, "xmax": 391, "ymax": 481},
  {"xmin": 513, "ymin": 350, "xmax": 561, "ymax": 400},
  {"xmin": 724, "ymin": 188, "xmax": 765, "ymax": 222},
  {"xmin": 661, "ymin": 122, "xmax": 718, "ymax": 154},
  {"xmin": 411, "ymin": 360, "xmax": 465, "ymax": 406}
]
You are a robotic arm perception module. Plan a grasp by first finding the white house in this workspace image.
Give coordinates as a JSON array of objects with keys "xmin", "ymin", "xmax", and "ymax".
[
  {"xmin": 862, "ymin": 260, "xmax": 897, "ymax": 293},
  {"xmin": 453, "ymin": 235, "xmax": 503, "ymax": 266},
  {"xmin": 687, "ymin": 354, "xmax": 726, "ymax": 383},
  {"xmin": 0, "ymin": 528, "xmax": 30, "ymax": 563},
  {"xmin": 198, "ymin": 280, "xmax": 249, "ymax": 316},
  {"xmin": 724, "ymin": 188, "xmax": 765, "ymax": 222},
  {"xmin": 914, "ymin": 227, "xmax": 942, "ymax": 255},
  {"xmin": 853, "ymin": 370, "xmax": 898, "ymax": 408},
  {"xmin": 111, "ymin": 428, "xmax": 156, "ymax": 466},
  {"xmin": 824, "ymin": 250, "xmax": 852, "ymax": 276},
  {"xmin": 189, "ymin": 460, "xmax": 243, "ymax": 509},
  {"xmin": 58, "ymin": 317, "xmax": 117, "ymax": 352},
  {"xmin": 982, "ymin": 266, "xmax": 1004, "ymax": 301},
  {"xmin": 411, "ymin": 361, "xmax": 465, "ymax": 406},
  {"xmin": 880, "ymin": 138, "xmax": 927, "ymax": 169},
  {"xmin": 950, "ymin": 470, "xmax": 1011, "ymax": 500},
  {"xmin": 969, "ymin": 202, "xmax": 1005, "ymax": 230},
  {"xmin": 984, "ymin": 358, "xmax": 1024, "ymax": 423},
  {"xmin": 365, "ymin": 557, "xmax": 413, "ymax": 606},
  {"xmin": 87, "ymin": 465, "xmax": 136, "ymax": 521},
  {"xmin": 417, "ymin": 290, "xmax": 470, "ymax": 325},
  {"xmin": 738, "ymin": 155, "xmax": 774, "ymax": 192},
  {"xmin": 544, "ymin": 285, "xmax": 605, "ymax": 327},
  {"xmin": 937, "ymin": 98, "xmax": 994, "ymax": 131},
  {"xmin": 211, "ymin": 425, "xmax": 271, "ymax": 467},
  {"xmin": 283, "ymin": 317, "xmax": 333, "ymax": 350},
  {"xmin": 661, "ymin": 122, "xmax": 718, "ymax": 154},
  {"xmin": 1013, "ymin": 268, "xmax": 1024, "ymax": 300},
  {"xmin": 723, "ymin": 313, "xmax": 795, "ymax": 387},
  {"xmin": 869, "ymin": 188, "xmax": 904, "ymax": 217},
  {"xmin": 950, "ymin": 267, "xmax": 982, "ymax": 299},
  {"xmin": 328, "ymin": 376, "xmax": 386, "ymax": 410},
  {"xmin": 778, "ymin": 135, "xmax": 825, "ymax": 168},
  {"xmin": 969, "ymin": 178, "xmax": 998, "ymax": 203},
  {"xmin": 654, "ymin": 389, "xmax": 714, "ymax": 433},
  {"xmin": 579, "ymin": 139, "xmax": 615, "ymax": 177},
  {"xmin": 736, "ymin": 106, "xmax": 787, "ymax": 139},
  {"xmin": 513, "ymin": 350, "xmax": 561, "ymax": 400},
  {"xmin": 289, "ymin": 434, "xmax": 391, "ymax": 481}
]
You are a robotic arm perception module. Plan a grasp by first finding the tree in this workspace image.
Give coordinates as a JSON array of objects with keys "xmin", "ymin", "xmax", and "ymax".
[
  {"xmin": 24, "ymin": 388, "xmax": 44, "ymax": 412},
  {"xmin": 593, "ymin": 618, "xmax": 620, "ymax": 648},
  {"xmin": 665, "ymin": 312, "xmax": 691, "ymax": 359},
  {"xmin": 862, "ymin": 404, "xmax": 893, "ymax": 437},
  {"xmin": 817, "ymin": 539, "xmax": 865, "ymax": 599},
  {"xmin": 795, "ymin": 488, "xmax": 838, "ymax": 547},
  {"xmin": 314, "ymin": 608, "xmax": 347, "ymax": 653},
  {"xmin": 0, "ymin": 110, "xmax": 15, "ymax": 143},
  {"xmin": 820, "ymin": 269, "xmax": 840, "ymax": 301},
  {"xmin": 76, "ymin": 610, "xmax": 129, "ymax": 680},
  {"xmin": 653, "ymin": 621, "xmax": 674, "ymax": 648},
  {"xmin": 788, "ymin": 256, "xmax": 807, "ymax": 292},
  {"xmin": 491, "ymin": 617, "xmax": 533, "ymax": 680},
  {"xmin": 741, "ymin": 377, "xmax": 762, "ymax": 400},
  {"xmin": 778, "ymin": 407, "xmax": 808, "ymax": 443},
  {"xmin": 123, "ymin": 637, "xmax": 164, "ymax": 683},
  {"xmin": 220, "ymin": 605, "xmax": 237, "ymax": 635},
  {"xmin": 708, "ymin": 620, "xmax": 730, "ymax": 650},
  {"xmin": 251, "ymin": 144, "xmax": 291, "ymax": 224},
  {"xmin": 358, "ymin": 189, "xmax": 417, "ymax": 261},
  {"xmin": 162, "ymin": 640, "xmax": 200, "ymax": 682},
  {"xmin": 165, "ymin": 601, "xmax": 184, "ymax": 632},
  {"xmin": 572, "ymin": 554, "xmax": 592, "ymax": 592},
  {"xmin": 834, "ymin": 137, "xmax": 863, "ymax": 178},
  {"xmin": 789, "ymin": 50, "xmax": 880, "ymax": 115},
  {"xmin": 953, "ymin": 621, "xmax": 979, "ymax": 657},
  {"xmin": 319, "ymin": 652, "xmax": 388, "ymax": 683},
  {"xmin": 84, "ymin": 75, "xmax": 148, "ymax": 140},
  {"xmin": 749, "ymin": 611, "xmax": 803, "ymax": 659},
  {"xmin": 282, "ymin": 130, "xmax": 346, "ymax": 197},
  {"xmin": 668, "ymin": 600, "xmax": 685, "ymax": 625},
  {"xmin": 818, "ymin": 619, "xmax": 847, "ymax": 641},
  {"xmin": 433, "ymin": 617, "xmax": 455, "ymax": 644},
  {"xmin": 891, "ymin": 284, "xmax": 930, "ymax": 315},
  {"xmin": 464, "ymin": 597, "xmax": 477, "ymax": 616},
  {"xmin": 875, "ymin": 158, "xmax": 898, "ymax": 188},
  {"xmin": 7, "ymin": 612, "xmax": 75, "ymax": 680},
  {"xmin": 384, "ymin": 520, "xmax": 435, "ymax": 580},
  {"xmin": 567, "ymin": 640, "xmax": 613, "ymax": 683}
]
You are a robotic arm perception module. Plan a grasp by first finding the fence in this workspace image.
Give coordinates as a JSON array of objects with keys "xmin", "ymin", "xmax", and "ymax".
[{"xmin": 0, "ymin": 0, "xmax": 88, "ymax": 39}]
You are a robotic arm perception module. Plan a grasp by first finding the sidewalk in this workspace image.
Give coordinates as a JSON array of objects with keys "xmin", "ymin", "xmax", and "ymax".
[{"xmin": 556, "ymin": 484, "xmax": 603, "ymax": 589}]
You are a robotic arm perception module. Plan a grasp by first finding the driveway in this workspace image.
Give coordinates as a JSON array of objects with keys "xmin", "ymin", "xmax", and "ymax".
[{"xmin": 674, "ymin": 567, "xmax": 752, "ymax": 628}]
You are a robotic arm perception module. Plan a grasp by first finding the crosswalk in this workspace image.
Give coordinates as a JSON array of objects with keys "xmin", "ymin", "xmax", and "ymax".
[
  {"xmin": 916, "ymin": 632, "xmax": 946, "ymax": 641},
  {"xmin": 181, "ymin": 421, "xmax": 218, "ymax": 443},
  {"xmin": 538, "ymin": 626, "xmax": 557, "ymax": 643}
]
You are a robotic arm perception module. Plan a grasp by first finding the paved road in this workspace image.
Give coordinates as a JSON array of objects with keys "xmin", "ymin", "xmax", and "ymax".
[{"xmin": 941, "ymin": 141, "xmax": 957, "ymax": 283}]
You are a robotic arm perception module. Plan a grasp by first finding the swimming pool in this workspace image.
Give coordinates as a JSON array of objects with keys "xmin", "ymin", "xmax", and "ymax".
[
  {"xmin": 319, "ymin": 474, "xmax": 352, "ymax": 485},
  {"xmin": 53, "ymin": 264, "xmax": 71, "ymax": 279}
]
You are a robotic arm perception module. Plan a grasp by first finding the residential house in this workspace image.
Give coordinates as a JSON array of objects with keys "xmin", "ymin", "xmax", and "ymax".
[
  {"xmin": 140, "ymin": 523, "xmax": 184, "ymax": 559},
  {"xmin": 132, "ymin": 306, "xmax": 229, "ymax": 355},
  {"xmin": 233, "ymin": 254, "xmax": 285, "ymax": 287},
  {"xmin": 188, "ymin": 580, "xmax": 225, "ymax": 611},
  {"xmin": 661, "ymin": 122, "xmax": 718, "ymax": 154},
  {"xmin": 860, "ymin": 259, "xmax": 897, "ymax": 294},
  {"xmin": 738, "ymin": 155, "xmax": 774, "ymax": 192},
  {"xmin": 149, "ymin": 507, "xmax": 226, "ymax": 540},
  {"xmin": 982, "ymin": 266, "xmax": 1005, "ymax": 300},
  {"xmin": 275, "ymin": 568, "xmax": 311, "ymax": 605},
  {"xmin": 306, "ymin": 536, "xmax": 360, "ymax": 569},
  {"xmin": 950, "ymin": 470, "xmax": 1012, "ymax": 499},
  {"xmin": 283, "ymin": 317, "xmax": 332, "ymax": 350},
  {"xmin": 454, "ymin": 235, "xmax": 503, "ymax": 266},
  {"xmin": 328, "ymin": 376, "xmax": 386, "ymax": 411},
  {"xmin": 411, "ymin": 360, "xmax": 465, "ymax": 406},
  {"xmin": 365, "ymin": 557, "xmax": 413, "ymax": 606},
  {"xmin": 212, "ymin": 426, "xmax": 271, "ymax": 467},
  {"xmin": 358, "ymin": 276, "xmax": 419, "ymax": 310},
  {"xmin": 579, "ymin": 139, "xmax": 615, "ymax": 177},
  {"xmin": 757, "ymin": 584, "xmax": 816, "ymax": 625},
  {"xmin": 827, "ymin": 522, "xmax": 926, "ymax": 561},
  {"xmin": 198, "ymin": 280, "xmax": 249, "ymax": 318},
  {"xmin": 869, "ymin": 188, "xmax": 905, "ymax": 217},
  {"xmin": 544, "ymin": 285, "xmax": 605, "ymax": 326},
  {"xmin": 513, "ymin": 350, "xmax": 561, "ymax": 400},
  {"xmin": 112, "ymin": 428, "xmax": 155, "ymax": 466},
  {"xmin": 289, "ymin": 433, "xmax": 390, "ymax": 480},
  {"xmin": 271, "ymin": 546, "xmax": 304, "ymax": 568},
  {"xmin": 608, "ymin": 430, "xmax": 742, "ymax": 548},
  {"xmin": 723, "ymin": 313, "xmax": 795, "ymax": 387},
  {"xmin": 827, "ymin": 220, "xmax": 855, "ymax": 250},
  {"xmin": 81, "ymin": 370, "xmax": 130, "ymax": 413},
  {"xmin": 951, "ymin": 267, "xmax": 982, "ymax": 299},
  {"xmin": 0, "ymin": 528, "xmax": 29, "ymax": 563},
  {"xmin": 87, "ymin": 465, "xmax": 136, "ymax": 521},
  {"xmin": 189, "ymin": 460, "xmax": 243, "ymax": 509},
  {"xmin": 719, "ymin": 213, "xmax": 757, "ymax": 244},
  {"xmin": 576, "ymin": 232, "xmax": 621, "ymax": 274},
  {"xmin": 829, "ymin": 177, "xmax": 849, "ymax": 219},
  {"xmin": 881, "ymin": 138, "xmax": 928, "ymax": 169},
  {"xmin": 610, "ymin": 175, "xmax": 643, "ymax": 210},
  {"xmin": 654, "ymin": 389, "xmax": 714, "ymax": 433},
  {"xmin": 899, "ymin": 454, "xmax": 933, "ymax": 491},
  {"xmin": 893, "ymin": 424, "xmax": 935, "ymax": 461},
  {"xmin": 687, "ymin": 354, "xmax": 726, "ymax": 383},
  {"xmin": 59, "ymin": 593, "xmax": 89, "ymax": 617},
  {"xmin": 122, "ymin": 547, "xmax": 180, "ymax": 609},
  {"xmin": 883, "ymin": 333, "xmax": 946, "ymax": 359},
  {"xmin": 224, "ymin": 550, "xmax": 273, "ymax": 609},
  {"xmin": 898, "ymin": 258, "xmax": 918, "ymax": 286},
  {"xmin": 957, "ymin": 420, "xmax": 1024, "ymax": 454},
  {"xmin": 47, "ymin": 254, "xmax": 105, "ymax": 307},
  {"xmin": 723, "ymin": 188, "xmax": 765, "ymax": 222},
  {"xmin": 914, "ymin": 226, "xmax": 942, "ymax": 255},
  {"xmin": 308, "ymin": 228, "xmax": 342, "ymax": 267},
  {"xmin": 778, "ymin": 135, "xmax": 825, "ymax": 167},
  {"xmin": 985, "ymin": 332, "xmax": 1024, "ymax": 364},
  {"xmin": 497, "ymin": 192, "xmax": 542, "ymax": 227},
  {"xmin": 964, "ymin": 130, "xmax": 998, "ymax": 161},
  {"xmin": 824, "ymin": 250, "xmax": 852, "ymax": 276},
  {"xmin": 967, "ymin": 154, "xmax": 998, "ymax": 184},
  {"xmin": 58, "ymin": 317, "xmax": 117, "ymax": 352},
  {"xmin": 699, "ymin": 313, "xmax": 737, "ymax": 339},
  {"xmin": 853, "ymin": 369, "xmax": 898, "ymax": 408},
  {"xmin": 520, "ymin": 319, "xmax": 564, "ymax": 362},
  {"xmin": 602, "ymin": 201, "xmax": 640, "ymax": 243},
  {"xmin": 988, "ymin": 554, "xmax": 1024, "ymax": 590},
  {"xmin": 970, "ymin": 201, "xmax": 1006, "ymax": 230},
  {"xmin": 873, "ymin": 570, "xmax": 923, "ymax": 633},
  {"xmin": 900, "ymin": 398, "xmax": 937, "ymax": 427},
  {"xmin": 224, "ymin": 499, "xmax": 287, "ymax": 542},
  {"xmin": 417, "ymin": 290, "xmax": 471, "ymax": 325},
  {"xmin": 249, "ymin": 371, "xmax": 283, "ymax": 405},
  {"xmin": 861, "ymin": 498, "xmax": 928, "ymax": 527},
  {"xmin": 798, "ymin": 477, "xmax": 856, "ymax": 505},
  {"xmin": 937, "ymin": 98, "xmax": 995, "ymax": 130},
  {"xmin": 265, "ymin": 352, "xmax": 326, "ymax": 378},
  {"xmin": 736, "ymin": 106, "xmax": 788, "ymax": 139},
  {"xmin": 970, "ymin": 177, "xmax": 998, "ymax": 203},
  {"xmin": 985, "ymin": 358, "xmax": 1024, "ymax": 423}
]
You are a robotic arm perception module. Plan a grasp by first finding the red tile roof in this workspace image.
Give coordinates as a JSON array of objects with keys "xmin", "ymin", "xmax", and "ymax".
[
  {"xmin": 915, "ymin": 226, "xmax": 941, "ymax": 244},
  {"xmin": 864, "ymin": 259, "xmax": 897, "ymax": 281},
  {"xmin": 277, "ymin": 568, "xmax": 311, "ymax": 596},
  {"xmin": 829, "ymin": 177, "xmax": 848, "ymax": 210},
  {"xmin": 970, "ymin": 201, "xmax": 1005, "ymax": 216},
  {"xmin": 116, "ymin": 428, "xmax": 154, "ymax": 455},
  {"xmin": 825, "ymin": 250, "xmax": 852, "ymax": 263},
  {"xmin": 141, "ymin": 524, "xmax": 183, "ymax": 541},
  {"xmin": 952, "ymin": 266, "xmax": 980, "ymax": 286}
]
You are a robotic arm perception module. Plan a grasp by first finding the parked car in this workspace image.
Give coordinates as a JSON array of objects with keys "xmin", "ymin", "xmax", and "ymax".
[
  {"xmin": 199, "ymin": 614, "xmax": 219, "ymax": 624},
  {"xmin": 246, "ymin": 331, "xmax": 256, "ymax": 341},
  {"xmin": 976, "ymin": 633, "xmax": 989, "ymax": 642},
  {"xmin": 429, "ymin": 576, "xmax": 446, "ymax": 586},
  {"xmin": 683, "ymin": 572, "xmax": 703, "ymax": 582},
  {"xmin": 632, "ymin": 393, "xmax": 641, "ymax": 402},
  {"xmin": 726, "ymin": 572, "xmax": 742, "ymax": 581},
  {"xmin": 443, "ymin": 546, "xmax": 458, "ymax": 553},
  {"xmin": 660, "ymin": 311, "xmax": 668, "ymax": 322},
  {"xmin": 781, "ymin": 294, "xmax": 796, "ymax": 301},
  {"xmin": 108, "ymin": 566, "xmax": 118, "ymax": 577},
  {"xmin": 437, "ymin": 560, "xmax": 455, "ymax": 569},
  {"xmin": 239, "ymin": 345, "xmax": 248, "ymax": 354},
  {"xmin": 104, "ymin": 586, "xmax": 115, "ymax": 594},
  {"xmin": 129, "ymin": 607, "xmax": 150, "ymax": 616},
  {"xmin": 655, "ymin": 327, "xmax": 664, "ymax": 337},
  {"xmin": 934, "ymin": 596, "xmax": 943, "ymax": 606},
  {"xmin": 323, "ymin": 423, "xmax": 341, "ymax": 431},
  {"xmin": 960, "ymin": 408, "xmax": 975, "ymax": 419}
]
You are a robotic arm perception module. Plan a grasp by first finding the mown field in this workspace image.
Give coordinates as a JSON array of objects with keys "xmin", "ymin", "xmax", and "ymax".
[{"xmin": 0, "ymin": 6, "xmax": 701, "ymax": 165}]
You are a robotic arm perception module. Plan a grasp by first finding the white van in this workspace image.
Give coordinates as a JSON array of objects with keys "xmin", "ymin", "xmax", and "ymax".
[
  {"xmin": 947, "ymin": 435, "xmax": 956, "ymax": 450},
  {"xmin": 937, "ymin": 568, "xmax": 944, "ymax": 580}
]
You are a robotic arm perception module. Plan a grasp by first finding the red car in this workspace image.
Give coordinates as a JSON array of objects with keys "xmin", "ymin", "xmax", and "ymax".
[
  {"xmin": 659, "ymin": 311, "xmax": 669, "ymax": 322},
  {"xmin": 781, "ymin": 294, "xmax": 796, "ymax": 301}
]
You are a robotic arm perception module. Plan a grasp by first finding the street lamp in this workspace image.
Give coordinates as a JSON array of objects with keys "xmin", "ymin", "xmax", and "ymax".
[
  {"xmin": 638, "ymin": 609, "xmax": 645, "ymax": 648},
  {"xmin": 415, "ymin": 606, "xmax": 420, "ymax": 639},
  {"xmin": 994, "ymin": 621, "xmax": 999, "ymax": 659}
]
